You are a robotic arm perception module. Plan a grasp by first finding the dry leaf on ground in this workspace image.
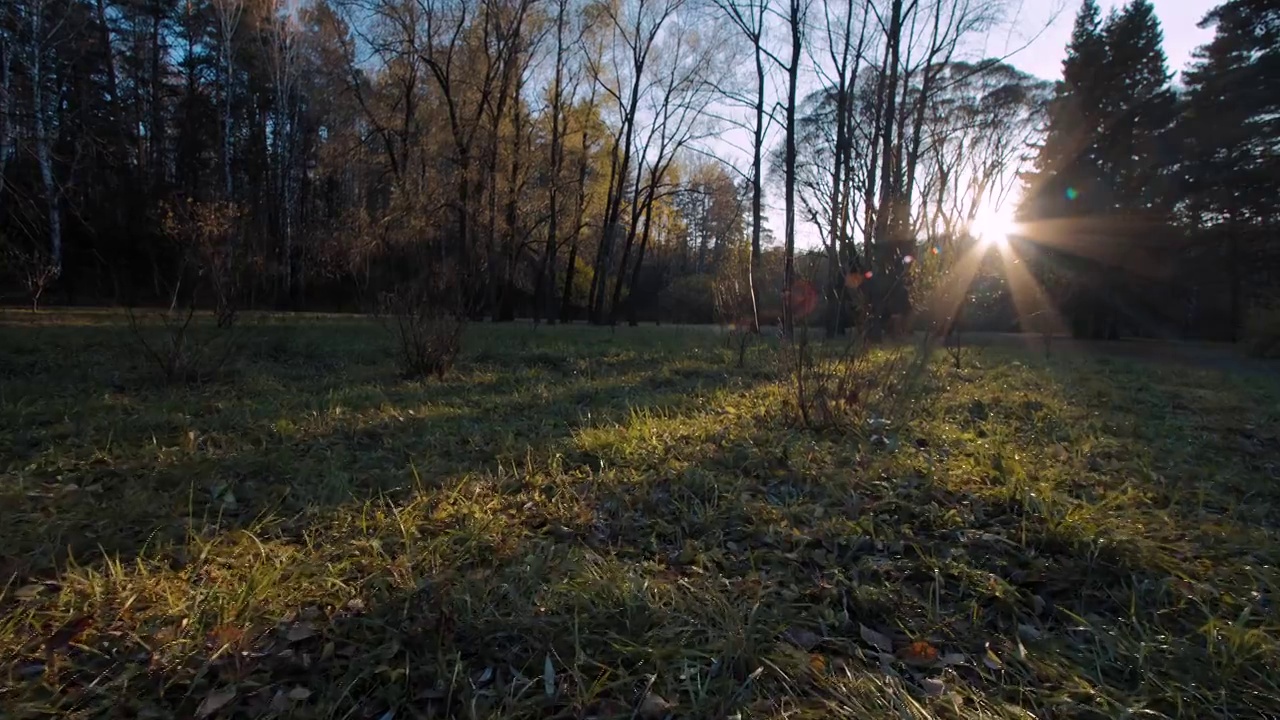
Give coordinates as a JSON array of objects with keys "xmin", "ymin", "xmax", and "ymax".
[
  {"xmin": 859, "ymin": 624, "xmax": 894, "ymax": 653},
  {"xmin": 543, "ymin": 654, "xmax": 555, "ymax": 697},
  {"xmin": 196, "ymin": 686, "xmax": 238, "ymax": 718},
  {"xmin": 781, "ymin": 626, "xmax": 822, "ymax": 651},
  {"xmin": 920, "ymin": 677, "xmax": 946, "ymax": 697},
  {"xmin": 45, "ymin": 616, "xmax": 93, "ymax": 652},
  {"xmin": 286, "ymin": 623, "xmax": 316, "ymax": 642},
  {"xmin": 13, "ymin": 584, "xmax": 47, "ymax": 601},
  {"xmin": 637, "ymin": 691, "xmax": 674, "ymax": 720},
  {"xmin": 897, "ymin": 640, "xmax": 939, "ymax": 666}
]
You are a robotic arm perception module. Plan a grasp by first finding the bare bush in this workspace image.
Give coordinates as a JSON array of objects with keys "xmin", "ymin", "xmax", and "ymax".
[
  {"xmin": 783, "ymin": 280, "xmax": 931, "ymax": 433},
  {"xmin": 713, "ymin": 246, "xmax": 756, "ymax": 368},
  {"xmin": 1, "ymin": 240, "xmax": 59, "ymax": 311},
  {"xmin": 128, "ymin": 199, "xmax": 246, "ymax": 383},
  {"xmin": 377, "ymin": 278, "xmax": 465, "ymax": 379}
]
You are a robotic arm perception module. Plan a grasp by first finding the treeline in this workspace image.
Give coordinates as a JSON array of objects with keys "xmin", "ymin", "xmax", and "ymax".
[
  {"xmin": 1021, "ymin": 0, "xmax": 1280, "ymax": 341},
  {"xmin": 0, "ymin": 0, "xmax": 1276, "ymax": 338},
  {"xmin": 0, "ymin": 0, "xmax": 1057, "ymax": 329}
]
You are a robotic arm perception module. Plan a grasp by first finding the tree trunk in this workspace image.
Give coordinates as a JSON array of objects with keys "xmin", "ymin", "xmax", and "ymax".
[
  {"xmin": 748, "ymin": 40, "xmax": 764, "ymax": 333},
  {"xmin": 560, "ymin": 126, "xmax": 591, "ymax": 323},
  {"xmin": 872, "ymin": 0, "xmax": 904, "ymax": 327},
  {"xmin": 625, "ymin": 180, "xmax": 660, "ymax": 326},
  {"xmin": 0, "ymin": 25, "xmax": 11, "ymax": 205},
  {"xmin": 31, "ymin": 6, "xmax": 62, "ymax": 269},
  {"xmin": 782, "ymin": 0, "xmax": 802, "ymax": 337},
  {"xmin": 537, "ymin": 0, "xmax": 569, "ymax": 326}
]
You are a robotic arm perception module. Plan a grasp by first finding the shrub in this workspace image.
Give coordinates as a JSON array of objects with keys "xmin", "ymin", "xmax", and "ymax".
[
  {"xmin": 713, "ymin": 246, "xmax": 757, "ymax": 367},
  {"xmin": 128, "ymin": 199, "xmax": 247, "ymax": 383},
  {"xmin": 1, "ymin": 239, "xmax": 59, "ymax": 311},
  {"xmin": 377, "ymin": 272, "xmax": 466, "ymax": 380},
  {"xmin": 783, "ymin": 324, "xmax": 932, "ymax": 432}
]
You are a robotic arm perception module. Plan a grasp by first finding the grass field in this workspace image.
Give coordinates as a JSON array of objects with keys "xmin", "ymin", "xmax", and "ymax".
[{"xmin": 1, "ymin": 312, "xmax": 1278, "ymax": 719}]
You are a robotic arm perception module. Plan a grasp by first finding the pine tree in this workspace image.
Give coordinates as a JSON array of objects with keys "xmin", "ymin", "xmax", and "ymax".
[
  {"xmin": 1020, "ymin": 0, "xmax": 1177, "ymax": 339},
  {"xmin": 1180, "ymin": 0, "xmax": 1280, "ymax": 336},
  {"xmin": 1097, "ymin": 0, "xmax": 1175, "ymax": 212},
  {"xmin": 1182, "ymin": 0, "xmax": 1280, "ymax": 225},
  {"xmin": 1023, "ymin": 0, "xmax": 1107, "ymax": 220}
]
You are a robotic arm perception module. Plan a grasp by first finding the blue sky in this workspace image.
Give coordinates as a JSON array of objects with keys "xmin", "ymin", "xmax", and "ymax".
[{"xmin": 996, "ymin": 0, "xmax": 1219, "ymax": 83}]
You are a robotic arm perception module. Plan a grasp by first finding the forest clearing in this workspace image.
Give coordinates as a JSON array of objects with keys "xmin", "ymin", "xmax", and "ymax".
[{"xmin": 1, "ymin": 314, "xmax": 1277, "ymax": 718}]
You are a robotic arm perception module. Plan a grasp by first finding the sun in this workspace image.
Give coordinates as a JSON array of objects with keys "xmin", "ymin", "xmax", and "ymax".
[{"xmin": 971, "ymin": 203, "xmax": 1019, "ymax": 249}]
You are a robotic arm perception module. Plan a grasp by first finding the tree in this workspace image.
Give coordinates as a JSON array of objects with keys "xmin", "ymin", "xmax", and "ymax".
[
  {"xmin": 1180, "ymin": 0, "xmax": 1280, "ymax": 337},
  {"xmin": 780, "ymin": 0, "xmax": 805, "ymax": 336},
  {"xmin": 1021, "ymin": 0, "xmax": 1176, "ymax": 339},
  {"xmin": 708, "ymin": 0, "xmax": 773, "ymax": 333}
]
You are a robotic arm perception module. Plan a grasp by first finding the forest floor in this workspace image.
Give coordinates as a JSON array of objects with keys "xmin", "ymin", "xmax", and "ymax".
[{"xmin": 1, "ymin": 312, "xmax": 1278, "ymax": 719}]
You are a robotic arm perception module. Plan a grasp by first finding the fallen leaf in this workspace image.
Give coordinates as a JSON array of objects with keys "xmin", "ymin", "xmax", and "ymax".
[
  {"xmin": 543, "ymin": 653, "xmax": 555, "ymax": 697},
  {"xmin": 46, "ymin": 616, "xmax": 94, "ymax": 652},
  {"xmin": 982, "ymin": 648, "xmax": 1003, "ymax": 670},
  {"xmin": 269, "ymin": 691, "xmax": 290, "ymax": 713},
  {"xmin": 1017, "ymin": 624, "xmax": 1041, "ymax": 640},
  {"xmin": 781, "ymin": 626, "xmax": 822, "ymax": 651},
  {"xmin": 196, "ymin": 686, "xmax": 238, "ymax": 718},
  {"xmin": 920, "ymin": 677, "xmax": 946, "ymax": 697},
  {"xmin": 288, "ymin": 687, "xmax": 312, "ymax": 701},
  {"xmin": 286, "ymin": 623, "xmax": 315, "ymax": 642},
  {"xmin": 14, "ymin": 584, "xmax": 46, "ymax": 601},
  {"xmin": 808, "ymin": 654, "xmax": 827, "ymax": 673},
  {"xmin": 938, "ymin": 652, "xmax": 967, "ymax": 666},
  {"xmin": 637, "ymin": 691, "xmax": 674, "ymax": 720},
  {"xmin": 859, "ymin": 624, "xmax": 894, "ymax": 653},
  {"xmin": 896, "ymin": 641, "xmax": 939, "ymax": 666},
  {"xmin": 208, "ymin": 625, "xmax": 244, "ymax": 649}
]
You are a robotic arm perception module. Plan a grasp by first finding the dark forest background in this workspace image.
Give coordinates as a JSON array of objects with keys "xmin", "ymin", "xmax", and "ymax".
[{"xmin": 0, "ymin": 0, "xmax": 1276, "ymax": 342}]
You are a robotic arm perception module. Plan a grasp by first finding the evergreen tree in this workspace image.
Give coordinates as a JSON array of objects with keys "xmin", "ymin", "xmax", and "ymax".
[
  {"xmin": 1021, "ymin": 0, "xmax": 1177, "ymax": 338},
  {"xmin": 1180, "ymin": 0, "xmax": 1280, "ymax": 336},
  {"xmin": 1182, "ymin": 0, "xmax": 1280, "ymax": 226},
  {"xmin": 1098, "ymin": 0, "xmax": 1176, "ymax": 212},
  {"xmin": 1023, "ymin": 0, "xmax": 1107, "ymax": 220}
]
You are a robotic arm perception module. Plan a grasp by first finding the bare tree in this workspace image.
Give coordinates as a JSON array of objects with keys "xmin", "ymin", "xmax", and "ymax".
[
  {"xmin": 708, "ymin": 0, "xmax": 775, "ymax": 333},
  {"xmin": 584, "ymin": 0, "xmax": 684, "ymax": 324},
  {"xmin": 213, "ymin": 0, "xmax": 244, "ymax": 200},
  {"xmin": 24, "ymin": 0, "xmax": 65, "ymax": 271},
  {"xmin": 610, "ymin": 12, "xmax": 722, "ymax": 325},
  {"xmin": 780, "ymin": 0, "xmax": 806, "ymax": 336}
]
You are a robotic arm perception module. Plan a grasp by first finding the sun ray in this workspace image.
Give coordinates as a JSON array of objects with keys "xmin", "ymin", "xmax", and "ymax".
[
  {"xmin": 1012, "ymin": 215, "xmax": 1182, "ymax": 282},
  {"xmin": 998, "ymin": 238, "xmax": 1068, "ymax": 340},
  {"xmin": 919, "ymin": 242, "xmax": 987, "ymax": 334}
]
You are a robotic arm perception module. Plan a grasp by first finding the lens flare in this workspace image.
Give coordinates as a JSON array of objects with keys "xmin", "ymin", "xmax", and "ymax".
[{"xmin": 971, "ymin": 204, "xmax": 1019, "ymax": 249}]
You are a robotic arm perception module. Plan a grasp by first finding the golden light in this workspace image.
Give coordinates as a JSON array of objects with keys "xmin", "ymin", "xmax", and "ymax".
[{"xmin": 970, "ymin": 203, "xmax": 1019, "ymax": 250}]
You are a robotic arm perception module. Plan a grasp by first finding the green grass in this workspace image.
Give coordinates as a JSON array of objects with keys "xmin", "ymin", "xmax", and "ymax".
[{"xmin": 1, "ymin": 312, "xmax": 1278, "ymax": 719}]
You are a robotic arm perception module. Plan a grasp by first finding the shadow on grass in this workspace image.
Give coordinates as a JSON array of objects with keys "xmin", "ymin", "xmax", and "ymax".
[
  {"xmin": 3, "ymin": 322, "xmax": 1279, "ymax": 718},
  {"xmin": 1, "ymin": 319, "xmax": 803, "ymax": 718}
]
